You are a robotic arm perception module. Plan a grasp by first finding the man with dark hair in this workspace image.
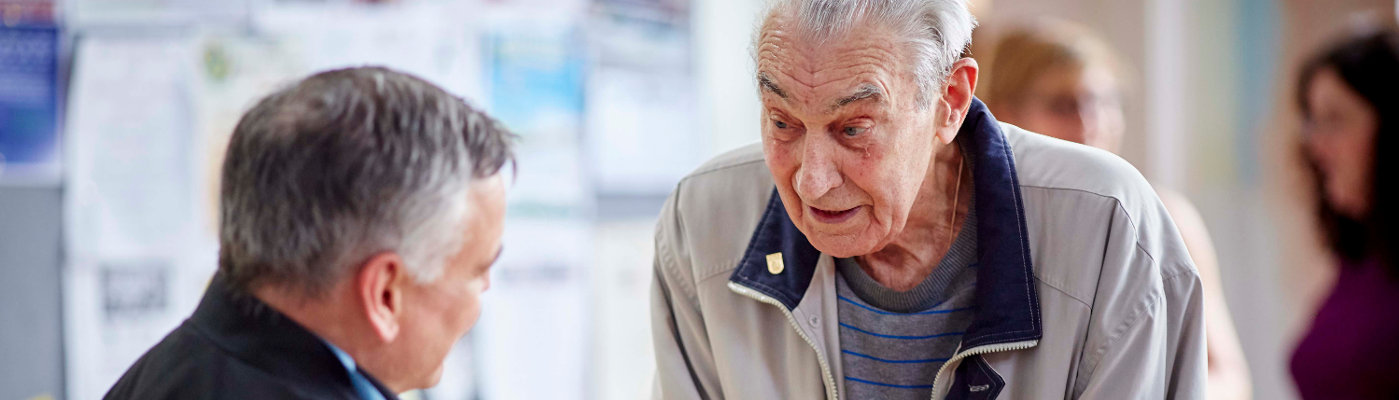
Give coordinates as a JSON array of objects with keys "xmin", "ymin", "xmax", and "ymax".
[{"xmin": 106, "ymin": 66, "xmax": 516, "ymax": 399}]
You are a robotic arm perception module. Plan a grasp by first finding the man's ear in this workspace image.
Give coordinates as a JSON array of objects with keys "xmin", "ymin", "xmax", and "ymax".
[
  {"xmin": 357, "ymin": 252, "xmax": 407, "ymax": 343},
  {"xmin": 934, "ymin": 57, "xmax": 980, "ymax": 145}
]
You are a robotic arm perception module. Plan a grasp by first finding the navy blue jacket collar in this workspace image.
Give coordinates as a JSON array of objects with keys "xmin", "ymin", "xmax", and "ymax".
[
  {"xmin": 728, "ymin": 98, "xmax": 1042, "ymax": 348},
  {"xmin": 192, "ymin": 275, "xmax": 402, "ymax": 399}
]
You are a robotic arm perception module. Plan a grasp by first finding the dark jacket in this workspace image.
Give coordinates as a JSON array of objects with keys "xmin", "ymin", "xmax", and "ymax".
[{"xmin": 105, "ymin": 275, "xmax": 399, "ymax": 400}]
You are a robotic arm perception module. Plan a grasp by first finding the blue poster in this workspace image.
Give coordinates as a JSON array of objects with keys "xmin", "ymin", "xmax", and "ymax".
[
  {"xmin": 0, "ymin": 24, "xmax": 60, "ymax": 180},
  {"xmin": 484, "ymin": 27, "xmax": 585, "ymax": 136}
]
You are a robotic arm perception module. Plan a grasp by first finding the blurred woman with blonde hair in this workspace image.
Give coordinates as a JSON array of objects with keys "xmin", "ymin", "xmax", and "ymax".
[{"xmin": 979, "ymin": 19, "xmax": 1253, "ymax": 400}]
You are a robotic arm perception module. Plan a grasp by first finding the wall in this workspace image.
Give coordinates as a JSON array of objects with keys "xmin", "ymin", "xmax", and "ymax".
[
  {"xmin": 693, "ymin": 0, "xmax": 765, "ymax": 154},
  {"xmin": 0, "ymin": 186, "xmax": 65, "ymax": 400}
]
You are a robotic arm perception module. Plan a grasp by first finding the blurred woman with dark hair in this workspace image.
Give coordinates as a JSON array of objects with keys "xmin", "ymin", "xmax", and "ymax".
[
  {"xmin": 1290, "ymin": 27, "xmax": 1399, "ymax": 400},
  {"xmin": 979, "ymin": 20, "xmax": 1253, "ymax": 400}
]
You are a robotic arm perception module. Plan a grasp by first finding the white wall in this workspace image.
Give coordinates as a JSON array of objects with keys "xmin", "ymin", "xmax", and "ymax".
[{"xmin": 693, "ymin": 0, "xmax": 765, "ymax": 154}]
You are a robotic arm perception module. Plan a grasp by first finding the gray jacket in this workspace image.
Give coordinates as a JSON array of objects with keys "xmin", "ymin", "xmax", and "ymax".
[{"xmin": 650, "ymin": 100, "xmax": 1207, "ymax": 400}]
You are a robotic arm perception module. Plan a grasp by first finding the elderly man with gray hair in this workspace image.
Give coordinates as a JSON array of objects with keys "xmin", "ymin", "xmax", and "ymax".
[
  {"xmin": 650, "ymin": 0, "xmax": 1206, "ymax": 399},
  {"xmin": 106, "ymin": 67, "xmax": 515, "ymax": 399}
]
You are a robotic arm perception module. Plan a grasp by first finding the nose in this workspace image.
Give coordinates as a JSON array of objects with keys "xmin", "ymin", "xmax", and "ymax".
[{"xmin": 793, "ymin": 135, "xmax": 842, "ymax": 201}]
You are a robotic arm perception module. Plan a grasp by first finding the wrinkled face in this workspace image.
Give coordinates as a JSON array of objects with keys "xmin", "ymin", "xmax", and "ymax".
[
  {"xmin": 394, "ymin": 175, "xmax": 505, "ymax": 389},
  {"xmin": 756, "ymin": 17, "xmax": 945, "ymax": 258},
  {"xmin": 1009, "ymin": 64, "xmax": 1123, "ymax": 152},
  {"xmin": 1304, "ymin": 68, "xmax": 1376, "ymax": 219}
]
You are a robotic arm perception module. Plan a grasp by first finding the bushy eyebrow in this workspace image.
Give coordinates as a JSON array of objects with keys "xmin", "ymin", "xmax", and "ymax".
[
  {"xmin": 831, "ymin": 83, "xmax": 884, "ymax": 111},
  {"xmin": 758, "ymin": 73, "xmax": 883, "ymax": 112},
  {"xmin": 757, "ymin": 73, "xmax": 788, "ymax": 99},
  {"xmin": 489, "ymin": 246, "xmax": 503, "ymax": 265},
  {"xmin": 479, "ymin": 246, "xmax": 503, "ymax": 271}
]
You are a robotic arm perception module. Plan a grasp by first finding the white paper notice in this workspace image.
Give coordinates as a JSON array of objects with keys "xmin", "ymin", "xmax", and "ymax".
[
  {"xmin": 63, "ymin": 34, "xmax": 219, "ymax": 400},
  {"xmin": 472, "ymin": 218, "xmax": 591, "ymax": 400}
]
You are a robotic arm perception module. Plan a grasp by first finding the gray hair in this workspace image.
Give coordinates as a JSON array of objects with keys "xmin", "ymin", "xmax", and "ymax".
[
  {"xmin": 218, "ymin": 66, "xmax": 516, "ymax": 296},
  {"xmin": 756, "ymin": 0, "xmax": 977, "ymax": 105}
]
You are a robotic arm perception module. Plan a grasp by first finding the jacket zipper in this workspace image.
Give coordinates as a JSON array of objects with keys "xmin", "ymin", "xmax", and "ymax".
[
  {"xmin": 727, "ymin": 282, "xmax": 839, "ymax": 400},
  {"xmin": 928, "ymin": 339, "xmax": 1039, "ymax": 400}
]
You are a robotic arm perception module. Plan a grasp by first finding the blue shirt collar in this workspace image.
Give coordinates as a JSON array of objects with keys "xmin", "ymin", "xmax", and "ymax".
[
  {"xmin": 727, "ymin": 98, "xmax": 1042, "ymax": 348},
  {"xmin": 322, "ymin": 340, "xmax": 390, "ymax": 400}
]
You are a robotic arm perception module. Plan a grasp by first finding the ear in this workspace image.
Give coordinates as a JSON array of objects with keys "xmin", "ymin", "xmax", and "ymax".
[
  {"xmin": 357, "ymin": 252, "xmax": 407, "ymax": 343},
  {"xmin": 934, "ymin": 58, "xmax": 980, "ymax": 145}
]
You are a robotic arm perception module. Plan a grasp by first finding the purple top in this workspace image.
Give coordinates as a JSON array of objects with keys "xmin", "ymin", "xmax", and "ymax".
[{"xmin": 1290, "ymin": 259, "xmax": 1399, "ymax": 399}]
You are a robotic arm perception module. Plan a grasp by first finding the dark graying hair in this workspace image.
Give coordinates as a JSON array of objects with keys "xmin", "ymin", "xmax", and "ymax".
[
  {"xmin": 1296, "ymin": 28, "xmax": 1399, "ymax": 273},
  {"xmin": 218, "ymin": 66, "xmax": 516, "ymax": 296},
  {"xmin": 756, "ymin": 0, "xmax": 977, "ymax": 106}
]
